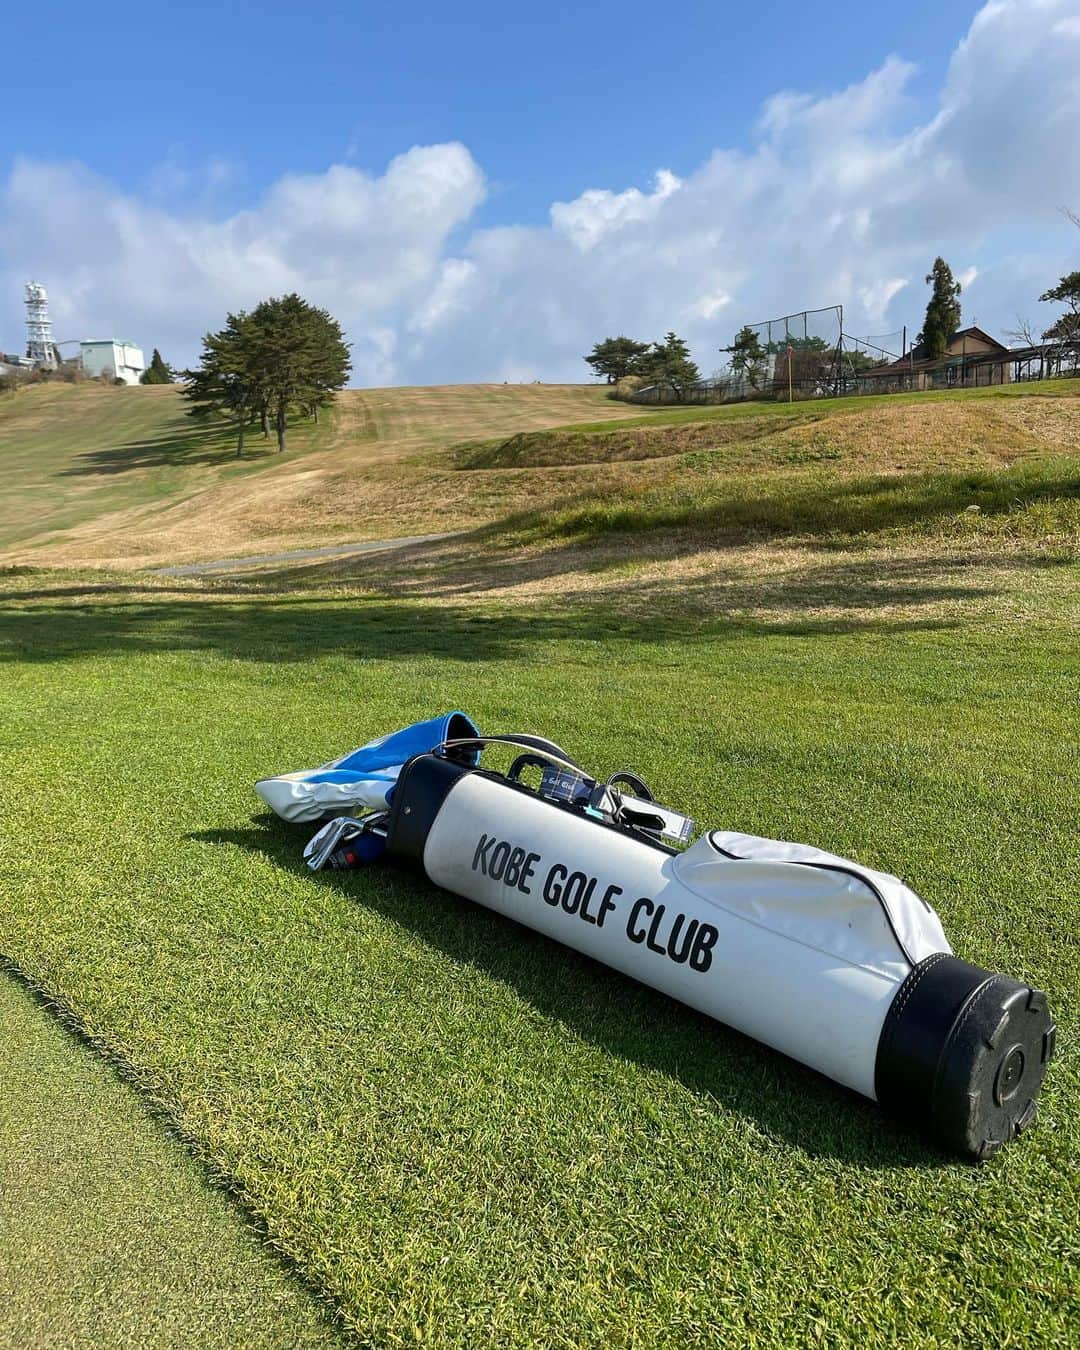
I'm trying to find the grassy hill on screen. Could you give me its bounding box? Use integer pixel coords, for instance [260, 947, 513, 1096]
[0, 381, 642, 567]
[3, 377, 1078, 569]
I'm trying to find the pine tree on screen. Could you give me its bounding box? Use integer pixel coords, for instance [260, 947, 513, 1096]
[181, 314, 257, 457]
[181, 295, 350, 456]
[917, 258, 963, 359]
[642, 332, 700, 400]
[584, 336, 651, 383]
[244, 294, 351, 452]
[139, 348, 174, 384]
[726, 326, 768, 389]
[1039, 271, 1080, 342]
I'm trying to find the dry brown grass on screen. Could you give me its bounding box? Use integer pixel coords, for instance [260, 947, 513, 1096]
[4, 383, 1078, 572]
[3, 384, 640, 569]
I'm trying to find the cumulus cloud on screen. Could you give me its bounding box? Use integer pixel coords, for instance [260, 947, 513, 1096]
[0, 145, 485, 381]
[2, 0, 1079, 384]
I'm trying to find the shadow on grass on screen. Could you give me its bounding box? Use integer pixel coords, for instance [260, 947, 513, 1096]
[57, 414, 317, 476]
[347, 541, 1053, 611]
[0, 588, 965, 665]
[194, 816, 953, 1170]
[58, 422, 242, 475]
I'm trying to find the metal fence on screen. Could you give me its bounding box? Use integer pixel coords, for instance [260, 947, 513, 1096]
[630, 321, 1080, 407]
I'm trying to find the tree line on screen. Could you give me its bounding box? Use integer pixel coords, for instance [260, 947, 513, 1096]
[589, 228, 1079, 406]
[182, 294, 351, 455]
[584, 331, 700, 398]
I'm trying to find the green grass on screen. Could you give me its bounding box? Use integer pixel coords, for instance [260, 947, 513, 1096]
[499, 455, 1080, 553]
[0, 383, 328, 554]
[0, 969, 338, 1346]
[0, 567, 1077, 1345]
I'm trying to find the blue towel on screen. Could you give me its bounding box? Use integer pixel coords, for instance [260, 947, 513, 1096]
[255, 710, 479, 823]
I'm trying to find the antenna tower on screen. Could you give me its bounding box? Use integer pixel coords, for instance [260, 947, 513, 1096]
[25, 281, 57, 368]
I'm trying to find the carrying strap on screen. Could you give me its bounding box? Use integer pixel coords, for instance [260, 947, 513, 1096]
[437, 735, 586, 775]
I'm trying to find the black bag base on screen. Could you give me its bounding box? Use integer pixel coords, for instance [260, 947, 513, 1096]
[876, 954, 1056, 1160]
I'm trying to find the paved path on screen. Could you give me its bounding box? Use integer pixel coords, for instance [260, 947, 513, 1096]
[157, 532, 450, 577]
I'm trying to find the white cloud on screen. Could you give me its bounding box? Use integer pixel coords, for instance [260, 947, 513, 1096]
[2, 1, 1079, 384]
[550, 169, 682, 251]
[0, 145, 485, 381]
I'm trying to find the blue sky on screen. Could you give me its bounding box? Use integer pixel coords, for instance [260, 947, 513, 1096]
[7, 1, 978, 225]
[3, 0, 1079, 382]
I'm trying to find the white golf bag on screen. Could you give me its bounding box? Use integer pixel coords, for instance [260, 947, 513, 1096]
[373, 735, 1055, 1160]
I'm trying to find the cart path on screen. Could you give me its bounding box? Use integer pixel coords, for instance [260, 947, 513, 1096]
[157, 531, 452, 576]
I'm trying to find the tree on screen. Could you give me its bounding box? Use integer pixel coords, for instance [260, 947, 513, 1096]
[182, 294, 351, 456]
[584, 336, 651, 383]
[181, 312, 258, 457]
[1038, 271, 1080, 343]
[244, 294, 351, 451]
[640, 332, 700, 401]
[917, 257, 963, 359]
[140, 348, 174, 384]
[725, 326, 768, 389]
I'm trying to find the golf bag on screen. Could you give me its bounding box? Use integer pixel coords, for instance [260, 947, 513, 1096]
[268, 721, 1056, 1159]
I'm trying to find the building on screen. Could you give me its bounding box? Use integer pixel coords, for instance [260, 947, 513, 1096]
[80, 339, 145, 385]
[0, 352, 35, 379]
[857, 326, 1011, 393]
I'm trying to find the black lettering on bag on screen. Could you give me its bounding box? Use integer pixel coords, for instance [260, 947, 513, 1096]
[689, 924, 719, 972]
[519, 852, 541, 895]
[543, 863, 568, 906]
[666, 913, 698, 965]
[488, 840, 511, 881]
[626, 896, 653, 943]
[561, 871, 594, 917]
[504, 847, 526, 888]
[645, 903, 668, 956]
[472, 834, 494, 875]
[597, 883, 621, 929]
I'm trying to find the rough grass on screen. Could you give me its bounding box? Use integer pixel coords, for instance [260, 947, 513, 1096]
[0, 383, 640, 568]
[5, 379, 1078, 570]
[0, 559, 1077, 1345]
[0, 382, 328, 556]
[0, 970, 338, 1345]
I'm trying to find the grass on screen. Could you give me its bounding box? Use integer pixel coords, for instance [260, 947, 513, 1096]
[5, 378, 1077, 570]
[0, 382, 639, 568]
[0, 969, 338, 1346]
[1, 378, 1078, 1342]
[0, 559, 1077, 1345]
[0, 382, 330, 556]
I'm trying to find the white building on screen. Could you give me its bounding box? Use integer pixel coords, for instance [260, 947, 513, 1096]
[80, 339, 145, 385]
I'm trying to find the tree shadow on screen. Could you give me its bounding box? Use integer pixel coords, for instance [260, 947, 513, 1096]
[0, 589, 964, 666]
[334, 538, 1048, 611]
[57, 423, 245, 475]
[191, 817, 954, 1170]
[56, 413, 314, 477]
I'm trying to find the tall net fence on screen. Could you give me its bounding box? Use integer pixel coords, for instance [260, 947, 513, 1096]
[628, 302, 1078, 406]
[734, 305, 844, 399]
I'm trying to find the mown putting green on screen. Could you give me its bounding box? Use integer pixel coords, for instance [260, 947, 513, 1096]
[0, 565, 1076, 1344]
[0, 970, 337, 1345]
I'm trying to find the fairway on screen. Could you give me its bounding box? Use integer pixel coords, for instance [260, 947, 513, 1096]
[1, 378, 1078, 1344]
[0, 382, 642, 568]
[1, 555, 1077, 1344]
